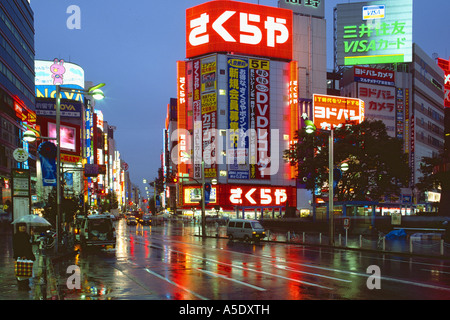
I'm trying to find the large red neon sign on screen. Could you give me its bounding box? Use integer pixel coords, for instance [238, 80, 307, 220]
[438, 58, 450, 108]
[221, 185, 296, 207]
[186, 0, 293, 60]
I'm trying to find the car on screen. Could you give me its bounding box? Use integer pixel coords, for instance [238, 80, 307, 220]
[80, 214, 116, 249]
[139, 215, 152, 225]
[226, 219, 266, 242]
[126, 216, 137, 226]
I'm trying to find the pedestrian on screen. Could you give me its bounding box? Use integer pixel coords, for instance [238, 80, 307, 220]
[13, 223, 36, 291]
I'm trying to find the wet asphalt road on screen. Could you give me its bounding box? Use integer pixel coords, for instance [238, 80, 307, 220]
[56, 219, 450, 300]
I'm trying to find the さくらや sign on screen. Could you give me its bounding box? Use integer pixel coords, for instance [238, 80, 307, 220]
[186, 0, 293, 60]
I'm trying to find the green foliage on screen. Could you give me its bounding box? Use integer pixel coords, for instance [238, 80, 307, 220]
[284, 120, 410, 201]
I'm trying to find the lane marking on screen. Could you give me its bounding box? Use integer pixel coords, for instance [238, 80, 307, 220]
[144, 268, 209, 300]
[197, 268, 267, 291]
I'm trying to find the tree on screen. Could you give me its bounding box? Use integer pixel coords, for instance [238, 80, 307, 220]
[416, 153, 450, 215]
[285, 120, 410, 202]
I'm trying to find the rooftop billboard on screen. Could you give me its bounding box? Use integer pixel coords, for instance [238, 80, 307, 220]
[336, 0, 412, 66]
[186, 0, 293, 60]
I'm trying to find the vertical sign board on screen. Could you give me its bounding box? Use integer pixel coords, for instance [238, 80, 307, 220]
[228, 57, 249, 180]
[249, 59, 271, 180]
[437, 58, 450, 109]
[193, 59, 202, 180]
[201, 55, 217, 178]
[336, 0, 413, 66]
[396, 88, 404, 142]
[12, 169, 31, 221]
[177, 61, 188, 177]
[289, 61, 299, 179]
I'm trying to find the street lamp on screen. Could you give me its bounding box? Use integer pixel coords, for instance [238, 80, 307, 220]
[53, 83, 105, 252]
[305, 120, 335, 246]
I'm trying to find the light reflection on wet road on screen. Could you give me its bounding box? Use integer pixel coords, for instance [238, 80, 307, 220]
[57, 219, 450, 300]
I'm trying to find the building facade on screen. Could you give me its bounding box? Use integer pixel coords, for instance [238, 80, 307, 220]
[0, 0, 35, 216]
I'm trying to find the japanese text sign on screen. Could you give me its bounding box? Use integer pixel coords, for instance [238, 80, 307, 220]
[186, 0, 293, 60]
[313, 94, 364, 130]
[336, 0, 412, 66]
[437, 58, 450, 108]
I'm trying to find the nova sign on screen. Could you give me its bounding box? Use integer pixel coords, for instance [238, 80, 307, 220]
[186, 0, 293, 60]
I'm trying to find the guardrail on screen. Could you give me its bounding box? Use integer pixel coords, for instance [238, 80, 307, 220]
[199, 224, 450, 258]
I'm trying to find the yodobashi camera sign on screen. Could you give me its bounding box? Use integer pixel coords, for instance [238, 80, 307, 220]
[336, 0, 412, 66]
[186, 0, 293, 60]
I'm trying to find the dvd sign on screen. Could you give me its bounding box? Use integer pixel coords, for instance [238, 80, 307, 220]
[186, 0, 293, 60]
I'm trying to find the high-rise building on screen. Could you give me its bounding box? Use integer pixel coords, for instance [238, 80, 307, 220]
[0, 0, 35, 215]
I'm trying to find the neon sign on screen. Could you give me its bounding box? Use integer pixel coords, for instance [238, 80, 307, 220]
[186, 0, 293, 60]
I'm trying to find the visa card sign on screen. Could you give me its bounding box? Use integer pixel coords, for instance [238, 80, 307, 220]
[336, 0, 412, 66]
[362, 5, 385, 20]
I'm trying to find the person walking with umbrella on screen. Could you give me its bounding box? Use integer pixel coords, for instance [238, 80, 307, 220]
[13, 223, 36, 291]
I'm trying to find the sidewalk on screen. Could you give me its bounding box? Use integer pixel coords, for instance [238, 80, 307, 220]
[0, 227, 63, 300]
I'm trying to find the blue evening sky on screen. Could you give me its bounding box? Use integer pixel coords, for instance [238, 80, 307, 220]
[30, 0, 450, 193]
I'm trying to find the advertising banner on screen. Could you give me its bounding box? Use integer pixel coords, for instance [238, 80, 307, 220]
[358, 84, 396, 136]
[201, 56, 218, 178]
[177, 61, 188, 176]
[354, 66, 395, 87]
[313, 94, 364, 130]
[228, 57, 249, 180]
[336, 0, 413, 66]
[193, 59, 202, 180]
[222, 184, 296, 208]
[38, 142, 57, 186]
[186, 0, 293, 60]
[249, 59, 270, 180]
[35, 99, 82, 118]
[437, 58, 450, 108]
[396, 88, 404, 141]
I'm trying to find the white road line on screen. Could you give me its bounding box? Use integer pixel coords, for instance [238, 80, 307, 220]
[144, 268, 209, 300]
[197, 268, 267, 291]
[143, 241, 333, 290]
[275, 265, 352, 283]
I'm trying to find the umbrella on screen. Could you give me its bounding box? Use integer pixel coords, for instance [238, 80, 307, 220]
[12, 214, 51, 227]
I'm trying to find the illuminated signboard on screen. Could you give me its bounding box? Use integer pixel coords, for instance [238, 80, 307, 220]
[313, 94, 364, 130]
[358, 84, 396, 136]
[336, 0, 412, 66]
[184, 186, 217, 204]
[186, 0, 293, 60]
[35, 59, 85, 102]
[201, 55, 218, 178]
[35, 59, 85, 87]
[227, 57, 249, 179]
[437, 58, 450, 108]
[224, 185, 296, 207]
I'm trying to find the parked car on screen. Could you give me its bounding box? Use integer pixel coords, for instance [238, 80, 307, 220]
[126, 216, 137, 226]
[139, 215, 152, 225]
[80, 214, 116, 249]
[226, 219, 266, 242]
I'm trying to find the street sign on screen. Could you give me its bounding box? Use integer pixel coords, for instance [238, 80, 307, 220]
[391, 212, 401, 225]
[343, 218, 350, 230]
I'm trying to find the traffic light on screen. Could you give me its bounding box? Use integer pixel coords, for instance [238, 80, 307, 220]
[172, 176, 178, 183]
[204, 183, 212, 204]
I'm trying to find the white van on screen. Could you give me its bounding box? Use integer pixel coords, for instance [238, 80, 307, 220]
[227, 219, 266, 241]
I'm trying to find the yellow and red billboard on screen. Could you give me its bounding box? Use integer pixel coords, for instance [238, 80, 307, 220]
[186, 0, 293, 60]
[313, 94, 364, 130]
